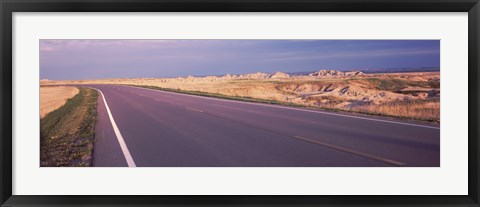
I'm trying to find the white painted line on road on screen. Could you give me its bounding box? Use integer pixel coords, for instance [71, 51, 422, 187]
[92, 88, 137, 167]
[127, 85, 440, 130]
[293, 136, 406, 167]
[186, 107, 203, 113]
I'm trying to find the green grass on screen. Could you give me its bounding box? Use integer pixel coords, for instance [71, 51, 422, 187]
[40, 88, 98, 167]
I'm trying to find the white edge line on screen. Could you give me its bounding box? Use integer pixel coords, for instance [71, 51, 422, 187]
[126, 85, 440, 130]
[89, 87, 137, 167]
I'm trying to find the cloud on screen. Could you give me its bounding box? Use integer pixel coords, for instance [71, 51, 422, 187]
[40, 39, 178, 52]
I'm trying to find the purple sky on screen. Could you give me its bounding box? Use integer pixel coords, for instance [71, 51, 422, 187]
[40, 40, 440, 80]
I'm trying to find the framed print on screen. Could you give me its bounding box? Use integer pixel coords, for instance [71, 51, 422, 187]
[1, 0, 479, 206]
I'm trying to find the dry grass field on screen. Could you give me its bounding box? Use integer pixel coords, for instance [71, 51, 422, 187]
[352, 100, 440, 121]
[40, 86, 79, 118]
[42, 70, 440, 122]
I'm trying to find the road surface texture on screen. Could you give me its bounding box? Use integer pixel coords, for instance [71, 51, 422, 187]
[87, 84, 440, 167]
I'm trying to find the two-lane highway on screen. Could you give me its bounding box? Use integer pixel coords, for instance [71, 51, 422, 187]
[88, 84, 440, 167]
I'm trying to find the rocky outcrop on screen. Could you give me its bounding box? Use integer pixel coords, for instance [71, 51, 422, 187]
[219, 72, 270, 80]
[167, 70, 362, 82]
[309, 69, 364, 77]
[269, 72, 290, 79]
[238, 72, 270, 79]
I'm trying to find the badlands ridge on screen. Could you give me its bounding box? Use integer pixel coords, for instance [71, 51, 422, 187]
[42, 69, 440, 121]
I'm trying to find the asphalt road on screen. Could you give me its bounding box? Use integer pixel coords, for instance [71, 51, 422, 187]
[87, 84, 440, 167]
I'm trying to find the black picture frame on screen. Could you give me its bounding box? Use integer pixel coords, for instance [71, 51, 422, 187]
[1, 0, 479, 206]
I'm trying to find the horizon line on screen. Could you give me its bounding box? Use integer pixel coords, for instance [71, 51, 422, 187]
[40, 67, 440, 81]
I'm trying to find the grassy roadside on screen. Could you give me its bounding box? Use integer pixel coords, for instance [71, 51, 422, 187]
[129, 85, 439, 124]
[40, 88, 98, 167]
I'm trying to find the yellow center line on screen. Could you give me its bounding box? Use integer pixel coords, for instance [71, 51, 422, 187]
[293, 136, 406, 167]
[186, 107, 203, 113]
